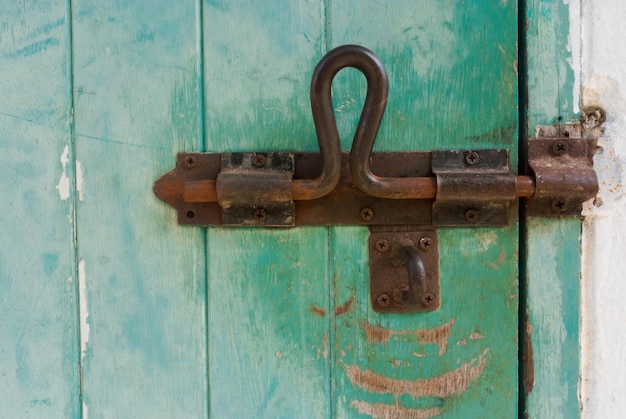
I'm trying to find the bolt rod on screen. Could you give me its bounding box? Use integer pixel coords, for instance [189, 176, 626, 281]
[182, 175, 536, 203]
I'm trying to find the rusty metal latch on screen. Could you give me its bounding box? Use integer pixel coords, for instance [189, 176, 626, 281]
[153, 45, 599, 313]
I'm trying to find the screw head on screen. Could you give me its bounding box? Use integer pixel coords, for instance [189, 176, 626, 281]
[252, 154, 266, 167]
[360, 207, 374, 221]
[185, 155, 197, 168]
[465, 209, 480, 223]
[422, 293, 435, 305]
[552, 140, 569, 156]
[465, 151, 480, 165]
[253, 208, 268, 223]
[376, 294, 391, 307]
[419, 237, 432, 250]
[551, 198, 567, 212]
[375, 239, 390, 252]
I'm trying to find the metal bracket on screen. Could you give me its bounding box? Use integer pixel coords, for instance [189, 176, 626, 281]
[526, 124, 599, 216]
[432, 150, 517, 226]
[217, 152, 295, 226]
[369, 228, 439, 313]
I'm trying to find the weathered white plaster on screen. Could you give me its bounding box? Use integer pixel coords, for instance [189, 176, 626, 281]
[565, 0, 582, 114]
[580, 1, 626, 417]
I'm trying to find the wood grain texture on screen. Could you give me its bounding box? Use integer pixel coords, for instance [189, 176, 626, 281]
[523, 1, 582, 417]
[328, 2, 520, 418]
[0, 1, 80, 417]
[203, 2, 330, 416]
[71, 1, 207, 417]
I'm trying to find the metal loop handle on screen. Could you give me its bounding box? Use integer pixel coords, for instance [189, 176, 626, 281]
[293, 45, 389, 200]
[399, 246, 431, 306]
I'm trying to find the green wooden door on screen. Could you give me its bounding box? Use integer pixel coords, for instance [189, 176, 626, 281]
[1, 1, 582, 418]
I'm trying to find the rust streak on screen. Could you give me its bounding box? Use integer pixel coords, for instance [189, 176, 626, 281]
[334, 295, 355, 316]
[361, 319, 455, 355]
[310, 305, 326, 316]
[350, 400, 443, 419]
[345, 348, 489, 399]
[310, 295, 355, 317]
[523, 314, 534, 397]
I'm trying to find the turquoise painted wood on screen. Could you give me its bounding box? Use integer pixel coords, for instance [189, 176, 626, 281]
[0, 1, 585, 418]
[71, 0, 208, 417]
[523, 1, 582, 418]
[203, 1, 518, 417]
[329, 3, 518, 418]
[0, 1, 80, 417]
[203, 3, 330, 416]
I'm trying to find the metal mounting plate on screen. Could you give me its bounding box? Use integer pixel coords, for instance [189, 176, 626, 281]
[369, 228, 439, 313]
[217, 152, 295, 226]
[432, 149, 516, 226]
[526, 124, 598, 216]
[154, 151, 433, 226]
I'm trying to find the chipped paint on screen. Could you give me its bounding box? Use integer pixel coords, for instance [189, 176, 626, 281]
[350, 400, 443, 419]
[76, 160, 84, 201]
[361, 319, 454, 356]
[469, 333, 485, 340]
[55, 146, 83, 201]
[474, 231, 498, 252]
[345, 349, 489, 399]
[78, 260, 89, 362]
[56, 145, 70, 200]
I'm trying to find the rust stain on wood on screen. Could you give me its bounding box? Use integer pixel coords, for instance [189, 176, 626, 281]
[345, 348, 489, 399]
[334, 295, 355, 316]
[361, 319, 455, 355]
[309, 295, 355, 317]
[350, 400, 443, 419]
[310, 305, 326, 316]
[523, 314, 534, 397]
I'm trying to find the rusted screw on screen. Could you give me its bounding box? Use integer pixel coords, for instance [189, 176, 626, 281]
[423, 293, 435, 305]
[185, 155, 197, 168]
[419, 237, 432, 250]
[376, 294, 391, 307]
[375, 239, 390, 252]
[465, 209, 480, 223]
[552, 140, 569, 156]
[360, 207, 374, 221]
[186, 210, 195, 219]
[253, 208, 268, 222]
[551, 198, 567, 212]
[252, 154, 266, 167]
[465, 151, 480, 165]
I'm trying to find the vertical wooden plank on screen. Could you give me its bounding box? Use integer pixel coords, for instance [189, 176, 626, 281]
[523, 1, 582, 417]
[203, 1, 330, 417]
[329, 1, 519, 417]
[0, 2, 79, 417]
[71, 1, 207, 417]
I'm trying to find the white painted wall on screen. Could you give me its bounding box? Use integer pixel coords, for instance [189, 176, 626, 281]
[580, 1, 626, 417]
